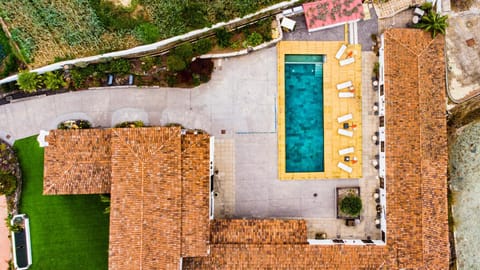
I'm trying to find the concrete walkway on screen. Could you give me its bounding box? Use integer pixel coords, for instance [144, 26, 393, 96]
[0, 48, 278, 140]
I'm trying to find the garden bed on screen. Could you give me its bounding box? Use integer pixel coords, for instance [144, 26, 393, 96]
[336, 187, 361, 219]
[11, 214, 32, 270]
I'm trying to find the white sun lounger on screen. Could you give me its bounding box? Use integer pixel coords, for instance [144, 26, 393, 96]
[337, 113, 353, 123]
[338, 162, 353, 173]
[335, 44, 347, 60]
[339, 57, 355, 66]
[339, 92, 355, 98]
[338, 129, 353, 137]
[339, 147, 354, 155]
[336, 81, 353, 90]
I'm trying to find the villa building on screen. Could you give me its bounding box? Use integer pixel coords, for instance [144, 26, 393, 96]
[43, 127, 214, 269]
[42, 29, 449, 269]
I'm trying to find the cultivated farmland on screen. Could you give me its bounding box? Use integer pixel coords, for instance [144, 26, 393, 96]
[0, 0, 285, 69]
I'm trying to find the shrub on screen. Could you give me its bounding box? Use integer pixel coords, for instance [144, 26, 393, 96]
[215, 27, 232, 48]
[140, 56, 157, 71]
[43, 71, 67, 91]
[173, 43, 194, 62]
[17, 71, 42, 93]
[167, 55, 186, 72]
[0, 173, 16, 195]
[115, 120, 145, 128]
[134, 23, 160, 44]
[110, 59, 131, 74]
[57, 120, 91, 130]
[340, 194, 362, 217]
[245, 32, 263, 47]
[193, 38, 213, 55]
[69, 69, 85, 89]
[100, 194, 110, 214]
[255, 18, 273, 42]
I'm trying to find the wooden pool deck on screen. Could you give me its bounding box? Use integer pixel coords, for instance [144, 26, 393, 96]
[277, 41, 363, 180]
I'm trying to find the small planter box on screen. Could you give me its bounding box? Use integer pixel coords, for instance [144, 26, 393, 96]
[11, 214, 32, 270]
[336, 187, 361, 219]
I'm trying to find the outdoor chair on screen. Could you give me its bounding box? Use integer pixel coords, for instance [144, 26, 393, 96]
[338, 92, 355, 98]
[339, 57, 355, 66]
[336, 81, 353, 90]
[339, 147, 354, 155]
[337, 113, 353, 123]
[337, 162, 352, 173]
[335, 44, 347, 60]
[338, 129, 353, 137]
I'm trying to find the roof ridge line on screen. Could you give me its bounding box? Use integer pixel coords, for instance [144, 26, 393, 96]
[418, 36, 438, 57]
[111, 129, 143, 162]
[416, 55, 425, 266]
[385, 31, 417, 56]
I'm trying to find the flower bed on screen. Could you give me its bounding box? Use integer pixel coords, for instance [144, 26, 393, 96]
[57, 119, 92, 130]
[114, 120, 145, 128]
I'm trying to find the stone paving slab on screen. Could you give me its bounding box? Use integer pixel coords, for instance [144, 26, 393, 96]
[374, 0, 425, 19]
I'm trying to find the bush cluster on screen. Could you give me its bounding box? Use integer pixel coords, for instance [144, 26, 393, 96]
[17, 71, 66, 93]
[57, 120, 92, 130]
[340, 194, 362, 217]
[115, 120, 145, 128]
[0, 142, 18, 196]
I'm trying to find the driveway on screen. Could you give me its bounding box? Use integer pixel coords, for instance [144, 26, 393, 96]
[0, 48, 277, 140]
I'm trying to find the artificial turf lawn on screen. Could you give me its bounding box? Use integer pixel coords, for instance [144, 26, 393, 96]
[14, 136, 110, 269]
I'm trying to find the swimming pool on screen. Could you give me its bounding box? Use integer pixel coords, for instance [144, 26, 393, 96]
[285, 54, 325, 172]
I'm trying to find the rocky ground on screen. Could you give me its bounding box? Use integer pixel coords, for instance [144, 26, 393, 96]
[449, 120, 480, 269]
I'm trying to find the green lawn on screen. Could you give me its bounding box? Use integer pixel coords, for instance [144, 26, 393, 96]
[13, 136, 110, 270]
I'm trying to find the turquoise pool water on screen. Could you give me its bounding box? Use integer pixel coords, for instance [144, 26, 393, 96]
[285, 54, 324, 173]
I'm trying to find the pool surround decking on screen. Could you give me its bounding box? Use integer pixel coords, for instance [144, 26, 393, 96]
[278, 41, 363, 180]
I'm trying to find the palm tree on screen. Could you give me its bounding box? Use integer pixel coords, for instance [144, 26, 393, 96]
[17, 71, 43, 93]
[43, 71, 67, 91]
[416, 10, 449, 38]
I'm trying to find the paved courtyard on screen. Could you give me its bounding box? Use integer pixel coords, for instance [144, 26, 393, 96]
[0, 46, 381, 240]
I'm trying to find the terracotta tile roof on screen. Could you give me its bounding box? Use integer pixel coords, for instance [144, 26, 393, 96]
[108, 127, 184, 270]
[184, 244, 387, 269]
[181, 134, 211, 257]
[383, 28, 449, 269]
[44, 129, 111, 195]
[211, 219, 307, 244]
[182, 29, 449, 269]
[43, 127, 211, 269]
